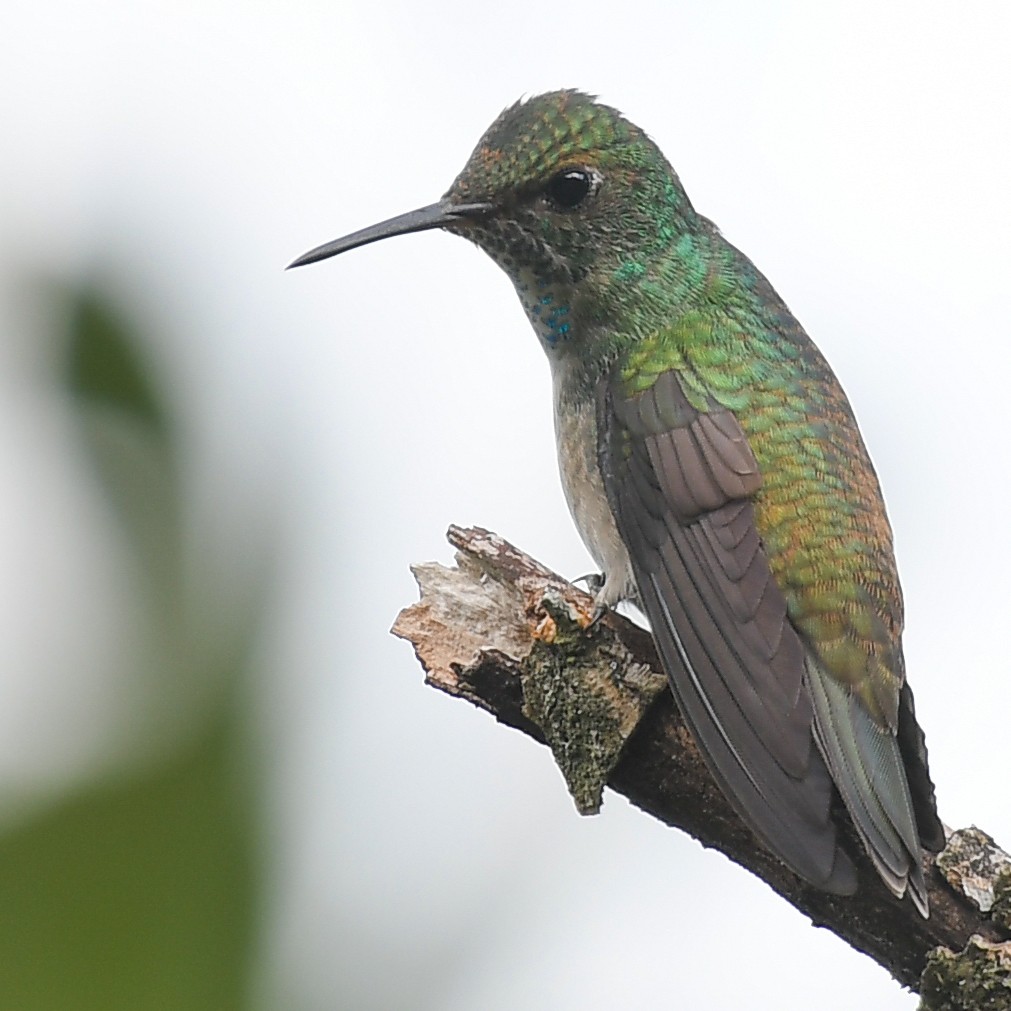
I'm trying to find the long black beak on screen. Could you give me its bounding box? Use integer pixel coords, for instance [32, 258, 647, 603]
[287, 199, 492, 269]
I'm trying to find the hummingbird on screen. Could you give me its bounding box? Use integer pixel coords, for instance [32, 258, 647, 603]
[290, 90, 944, 915]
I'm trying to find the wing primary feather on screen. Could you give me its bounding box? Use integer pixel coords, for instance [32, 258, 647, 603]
[647, 569, 761, 795]
[645, 571, 853, 890]
[667, 513, 807, 750]
[639, 529, 848, 877]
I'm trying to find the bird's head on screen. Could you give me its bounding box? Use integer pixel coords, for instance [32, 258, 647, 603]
[290, 92, 694, 292]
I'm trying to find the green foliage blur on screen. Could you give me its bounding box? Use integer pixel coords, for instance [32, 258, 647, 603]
[0, 283, 260, 1009]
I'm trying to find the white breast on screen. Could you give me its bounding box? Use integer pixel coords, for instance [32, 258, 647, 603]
[552, 375, 636, 608]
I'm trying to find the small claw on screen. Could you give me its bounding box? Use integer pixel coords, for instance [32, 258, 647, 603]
[570, 572, 609, 628]
[586, 598, 609, 629]
[572, 572, 605, 596]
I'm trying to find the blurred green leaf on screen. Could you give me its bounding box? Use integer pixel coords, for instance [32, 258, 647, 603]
[0, 278, 263, 1009]
[0, 709, 255, 1011]
[61, 283, 180, 596]
[64, 287, 170, 442]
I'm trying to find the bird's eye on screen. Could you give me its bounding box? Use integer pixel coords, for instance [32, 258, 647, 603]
[544, 169, 594, 210]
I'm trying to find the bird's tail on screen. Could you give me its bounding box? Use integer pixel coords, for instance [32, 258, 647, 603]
[805, 656, 930, 916]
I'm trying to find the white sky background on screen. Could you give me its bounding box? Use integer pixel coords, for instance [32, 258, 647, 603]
[2, 1, 1010, 1008]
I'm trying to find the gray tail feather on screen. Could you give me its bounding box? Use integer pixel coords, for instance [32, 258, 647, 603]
[896, 680, 946, 853]
[805, 657, 930, 917]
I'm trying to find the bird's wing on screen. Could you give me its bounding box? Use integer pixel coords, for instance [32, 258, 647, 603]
[597, 366, 856, 892]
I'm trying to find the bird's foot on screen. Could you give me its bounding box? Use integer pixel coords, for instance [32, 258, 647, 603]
[570, 572, 611, 629]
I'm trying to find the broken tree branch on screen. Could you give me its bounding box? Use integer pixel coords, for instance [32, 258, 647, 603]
[392, 525, 1011, 1005]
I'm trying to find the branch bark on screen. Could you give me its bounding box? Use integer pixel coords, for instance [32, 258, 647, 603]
[392, 525, 1011, 1005]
